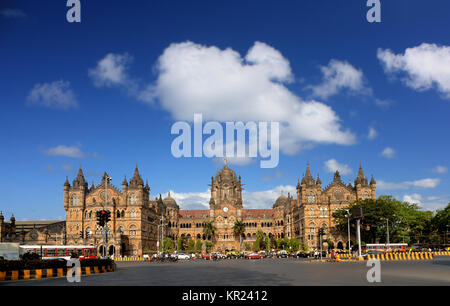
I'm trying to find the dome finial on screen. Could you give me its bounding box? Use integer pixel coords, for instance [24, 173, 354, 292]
[224, 157, 228, 167]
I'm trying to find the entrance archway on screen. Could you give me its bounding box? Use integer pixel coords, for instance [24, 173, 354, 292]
[108, 245, 115, 256]
[99, 245, 105, 257]
[337, 241, 344, 250]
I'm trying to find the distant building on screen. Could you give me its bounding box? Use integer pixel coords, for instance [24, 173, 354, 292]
[0, 213, 65, 245]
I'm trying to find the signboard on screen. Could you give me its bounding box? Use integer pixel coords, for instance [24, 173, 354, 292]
[0, 243, 20, 260]
[351, 207, 364, 219]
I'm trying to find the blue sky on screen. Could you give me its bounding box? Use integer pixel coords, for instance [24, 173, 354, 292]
[1, 0, 449, 220]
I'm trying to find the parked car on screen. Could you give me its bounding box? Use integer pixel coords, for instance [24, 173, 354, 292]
[296, 251, 309, 258]
[245, 252, 264, 259]
[277, 250, 288, 258]
[176, 253, 190, 260]
[202, 253, 212, 260]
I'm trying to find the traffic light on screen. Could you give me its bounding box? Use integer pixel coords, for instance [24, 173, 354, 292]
[318, 228, 326, 236]
[96, 209, 111, 227]
[105, 210, 111, 224]
[96, 210, 105, 227]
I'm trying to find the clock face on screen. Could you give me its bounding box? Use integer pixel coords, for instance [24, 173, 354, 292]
[223, 206, 229, 213]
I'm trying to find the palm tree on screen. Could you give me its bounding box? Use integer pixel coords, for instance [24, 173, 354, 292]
[203, 221, 216, 242]
[233, 220, 246, 250]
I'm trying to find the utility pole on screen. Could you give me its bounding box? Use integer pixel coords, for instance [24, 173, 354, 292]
[346, 209, 351, 256]
[356, 218, 362, 259]
[103, 175, 112, 259]
[386, 218, 390, 246]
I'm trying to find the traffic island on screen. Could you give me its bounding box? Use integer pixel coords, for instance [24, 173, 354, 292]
[0, 258, 115, 282]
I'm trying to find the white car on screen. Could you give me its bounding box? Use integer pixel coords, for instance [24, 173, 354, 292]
[177, 253, 190, 260]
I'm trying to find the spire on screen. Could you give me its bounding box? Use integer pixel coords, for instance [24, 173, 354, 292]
[168, 190, 171, 197]
[64, 176, 70, 187]
[145, 180, 150, 191]
[129, 165, 144, 187]
[333, 170, 342, 183]
[122, 175, 128, 186]
[224, 157, 228, 168]
[301, 163, 315, 186]
[316, 174, 322, 185]
[73, 166, 87, 188]
[355, 163, 368, 186]
[370, 175, 376, 185]
[90, 181, 95, 190]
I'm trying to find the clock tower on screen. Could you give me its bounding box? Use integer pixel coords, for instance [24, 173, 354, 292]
[208, 159, 243, 251]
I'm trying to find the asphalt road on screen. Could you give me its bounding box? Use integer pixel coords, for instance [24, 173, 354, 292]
[1, 256, 449, 286]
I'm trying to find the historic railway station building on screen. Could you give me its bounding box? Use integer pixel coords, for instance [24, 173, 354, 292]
[63, 162, 376, 256]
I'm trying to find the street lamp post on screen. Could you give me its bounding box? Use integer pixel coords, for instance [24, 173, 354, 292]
[346, 209, 351, 256]
[103, 175, 112, 259]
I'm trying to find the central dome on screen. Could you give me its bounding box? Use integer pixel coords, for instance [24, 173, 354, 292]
[163, 191, 178, 208]
[215, 163, 237, 184]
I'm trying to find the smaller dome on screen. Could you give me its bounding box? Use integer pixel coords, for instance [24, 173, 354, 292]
[163, 191, 178, 208]
[273, 192, 288, 208]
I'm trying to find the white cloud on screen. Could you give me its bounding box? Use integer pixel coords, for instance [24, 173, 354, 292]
[377, 178, 441, 190]
[165, 190, 210, 210]
[378, 43, 450, 99]
[43, 145, 86, 158]
[163, 185, 296, 210]
[403, 193, 422, 204]
[309, 59, 371, 99]
[0, 9, 26, 18]
[368, 127, 378, 140]
[88, 53, 134, 88]
[324, 159, 352, 175]
[432, 165, 448, 174]
[27, 80, 78, 110]
[403, 194, 449, 210]
[381, 147, 395, 159]
[142, 41, 355, 154]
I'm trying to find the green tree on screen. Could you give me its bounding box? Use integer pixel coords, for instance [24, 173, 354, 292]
[253, 239, 261, 252]
[163, 237, 173, 253]
[187, 238, 195, 253]
[276, 238, 284, 250]
[232, 220, 246, 250]
[264, 237, 270, 251]
[333, 195, 436, 244]
[203, 221, 217, 242]
[205, 241, 214, 252]
[195, 239, 203, 253]
[177, 237, 183, 251]
[289, 238, 299, 251]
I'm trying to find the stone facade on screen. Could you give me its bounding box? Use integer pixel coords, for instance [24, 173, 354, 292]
[0, 213, 65, 245]
[62, 162, 376, 255]
[64, 166, 163, 256]
[163, 162, 376, 252]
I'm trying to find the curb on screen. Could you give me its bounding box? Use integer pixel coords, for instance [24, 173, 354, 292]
[0, 265, 115, 282]
[365, 252, 434, 261]
[114, 257, 151, 262]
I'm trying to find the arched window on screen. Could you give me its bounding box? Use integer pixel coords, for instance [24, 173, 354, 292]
[71, 194, 79, 206]
[129, 193, 137, 205]
[307, 191, 315, 203]
[129, 225, 137, 236]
